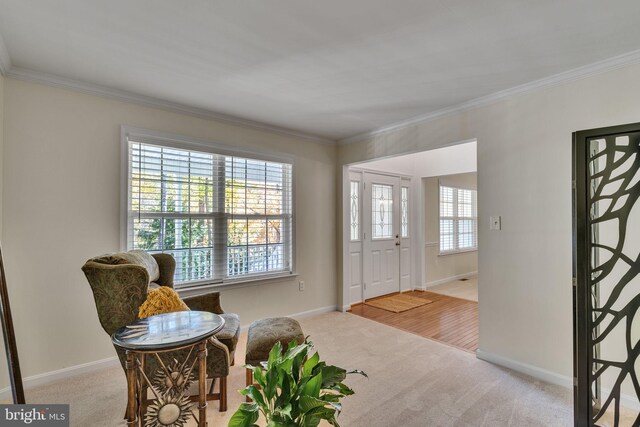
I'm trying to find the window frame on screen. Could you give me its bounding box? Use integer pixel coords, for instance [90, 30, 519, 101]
[438, 183, 478, 255]
[120, 126, 297, 291]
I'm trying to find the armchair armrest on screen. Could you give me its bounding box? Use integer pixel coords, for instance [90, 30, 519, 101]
[183, 291, 224, 314]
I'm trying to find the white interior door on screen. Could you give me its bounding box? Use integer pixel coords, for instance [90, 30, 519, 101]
[363, 172, 401, 299]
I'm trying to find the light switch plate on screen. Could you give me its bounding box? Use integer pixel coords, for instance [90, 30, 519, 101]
[490, 216, 502, 230]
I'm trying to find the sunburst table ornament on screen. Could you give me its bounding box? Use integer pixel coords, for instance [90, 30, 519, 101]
[153, 358, 195, 396]
[144, 394, 192, 427]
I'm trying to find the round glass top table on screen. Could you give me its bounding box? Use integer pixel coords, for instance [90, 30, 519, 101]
[111, 311, 225, 427]
[112, 310, 225, 352]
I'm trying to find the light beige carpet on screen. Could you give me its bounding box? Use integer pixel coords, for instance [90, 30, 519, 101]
[23, 312, 574, 426]
[364, 293, 432, 313]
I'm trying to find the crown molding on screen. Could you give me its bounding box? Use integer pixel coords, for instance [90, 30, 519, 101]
[5, 66, 336, 145]
[339, 48, 640, 145]
[5, 45, 640, 146]
[0, 33, 11, 76]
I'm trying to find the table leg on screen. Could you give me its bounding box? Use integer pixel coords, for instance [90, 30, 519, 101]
[125, 351, 137, 426]
[139, 353, 147, 423]
[198, 341, 207, 427]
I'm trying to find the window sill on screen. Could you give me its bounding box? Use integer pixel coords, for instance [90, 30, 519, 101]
[176, 271, 298, 298]
[438, 248, 478, 257]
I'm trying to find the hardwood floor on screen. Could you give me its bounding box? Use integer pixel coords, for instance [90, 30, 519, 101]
[349, 291, 478, 352]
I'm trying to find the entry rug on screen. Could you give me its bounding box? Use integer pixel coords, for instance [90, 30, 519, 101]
[365, 293, 432, 313]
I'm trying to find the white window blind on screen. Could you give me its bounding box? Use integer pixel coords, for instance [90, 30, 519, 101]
[127, 140, 293, 285]
[439, 185, 477, 253]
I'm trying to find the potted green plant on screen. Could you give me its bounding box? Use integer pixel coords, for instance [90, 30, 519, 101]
[228, 339, 366, 427]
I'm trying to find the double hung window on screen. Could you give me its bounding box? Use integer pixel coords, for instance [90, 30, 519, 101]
[439, 185, 477, 253]
[125, 134, 293, 286]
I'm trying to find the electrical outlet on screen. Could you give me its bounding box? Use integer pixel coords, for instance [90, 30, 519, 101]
[299, 281, 305, 291]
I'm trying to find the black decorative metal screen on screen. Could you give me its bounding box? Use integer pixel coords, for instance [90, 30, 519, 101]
[574, 123, 640, 426]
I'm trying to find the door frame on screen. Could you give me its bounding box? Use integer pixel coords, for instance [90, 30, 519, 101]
[341, 166, 416, 310]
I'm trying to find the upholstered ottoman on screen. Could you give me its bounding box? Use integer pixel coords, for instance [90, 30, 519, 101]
[245, 317, 305, 390]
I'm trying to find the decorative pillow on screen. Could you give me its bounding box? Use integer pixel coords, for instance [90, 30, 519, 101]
[138, 287, 190, 319]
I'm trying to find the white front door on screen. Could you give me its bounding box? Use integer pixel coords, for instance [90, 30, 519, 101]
[363, 172, 401, 299]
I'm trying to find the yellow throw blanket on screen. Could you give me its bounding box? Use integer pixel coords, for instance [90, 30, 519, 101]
[138, 287, 190, 319]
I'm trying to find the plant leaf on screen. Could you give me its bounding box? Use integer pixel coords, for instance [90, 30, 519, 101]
[319, 365, 347, 387]
[264, 367, 279, 401]
[302, 407, 336, 427]
[347, 369, 369, 379]
[253, 366, 265, 387]
[301, 417, 322, 427]
[274, 374, 292, 409]
[301, 372, 322, 398]
[278, 403, 293, 418]
[329, 382, 354, 396]
[299, 396, 328, 413]
[268, 413, 296, 427]
[268, 341, 283, 370]
[240, 385, 266, 408]
[320, 392, 343, 402]
[303, 352, 320, 377]
[292, 347, 308, 384]
[228, 402, 259, 427]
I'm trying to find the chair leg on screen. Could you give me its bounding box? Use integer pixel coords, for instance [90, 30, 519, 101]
[246, 368, 252, 402]
[208, 377, 216, 395]
[219, 376, 227, 412]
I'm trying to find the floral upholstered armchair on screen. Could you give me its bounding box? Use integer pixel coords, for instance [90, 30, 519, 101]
[81, 250, 240, 411]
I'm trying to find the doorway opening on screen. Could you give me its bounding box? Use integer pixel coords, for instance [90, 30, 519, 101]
[342, 139, 479, 352]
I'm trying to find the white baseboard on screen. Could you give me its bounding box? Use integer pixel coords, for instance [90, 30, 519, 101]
[476, 349, 572, 388]
[0, 356, 120, 401]
[424, 271, 478, 288]
[476, 350, 640, 411]
[289, 305, 338, 320]
[601, 386, 640, 412]
[240, 305, 338, 331]
[0, 305, 339, 401]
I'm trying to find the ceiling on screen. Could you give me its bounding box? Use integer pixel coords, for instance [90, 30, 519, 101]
[1, 1, 640, 141]
[356, 141, 476, 178]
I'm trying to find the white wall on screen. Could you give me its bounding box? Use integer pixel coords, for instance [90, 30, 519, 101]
[357, 141, 476, 178]
[423, 173, 477, 287]
[0, 73, 6, 388]
[339, 62, 640, 383]
[0, 73, 3, 238]
[1, 78, 337, 387]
